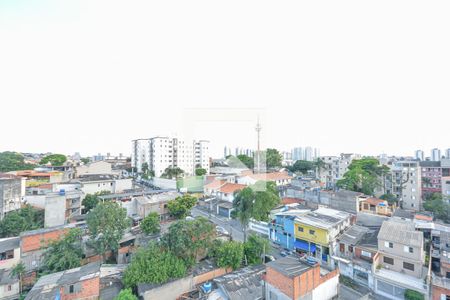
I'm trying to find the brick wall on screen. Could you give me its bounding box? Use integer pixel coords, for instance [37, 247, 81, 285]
[432, 284, 450, 300]
[265, 267, 294, 299]
[21, 228, 68, 253]
[293, 266, 318, 299]
[193, 267, 231, 285]
[62, 277, 100, 300]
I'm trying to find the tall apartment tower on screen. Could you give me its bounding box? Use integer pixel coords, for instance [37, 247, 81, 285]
[391, 160, 422, 211]
[415, 150, 424, 161]
[431, 148, 441, 162]
[132, 137, 210, 177]
[131, 139, 150, 173]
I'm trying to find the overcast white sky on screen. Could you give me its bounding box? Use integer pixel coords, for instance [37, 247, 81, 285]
[1, 0, 449, 158]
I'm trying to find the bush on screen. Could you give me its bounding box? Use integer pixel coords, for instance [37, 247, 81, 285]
[404, 289, 424, 300]
[216, 241, 244, 270]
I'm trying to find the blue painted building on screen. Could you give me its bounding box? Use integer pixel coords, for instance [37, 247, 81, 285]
[269, 212, 297, 250]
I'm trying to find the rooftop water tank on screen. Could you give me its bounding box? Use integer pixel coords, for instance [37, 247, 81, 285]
[59, 189, 65, 196]
[202, 282, 212, 294]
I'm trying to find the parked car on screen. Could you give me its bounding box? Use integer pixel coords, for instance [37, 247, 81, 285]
[216, 226, 229, 235]
[280, 251, 288, 257]
[263, 255, 276, 263]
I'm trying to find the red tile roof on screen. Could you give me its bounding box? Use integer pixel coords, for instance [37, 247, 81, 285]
[219, 183, 247, 194]
[247, 172, 292, 181]
[363, 197, 386, 206]
[281, 197, 304, 205]
[204, 179, 226, 190]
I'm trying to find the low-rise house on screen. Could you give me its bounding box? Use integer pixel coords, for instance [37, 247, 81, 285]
[237, 171, 292, 187]
[134, 191, 181, 220]
[12, 170, 64, 186]
[293, 207, 352, 266]
[99, 264, 127, 300]
[430, 229, 450, 299]
[269, 210, 310, 250]
[25, 189, 82, 227]
[25, 262, 101, 300]
[335, 224, 379, 289]
[0, 269, 20, 300]
[73, 174, 132, 195]
[0, 237, 21, 271]
[75, 161, 112, 178]
[373, 219, 428, 300]
[0, 173, 25, 220]
[358, 196, 396, 216]
[264, 255, 339, 300]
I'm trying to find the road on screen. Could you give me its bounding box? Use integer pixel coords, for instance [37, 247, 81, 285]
[191, 206, 245, 242]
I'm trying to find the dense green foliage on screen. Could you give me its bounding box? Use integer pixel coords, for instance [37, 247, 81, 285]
[167, 194, 197, 219]
[161, 217, 216, 266]
[0, 205, 44, 237]
[265, 148, 282, 169]
[237, 154, 254, 169]
[380, 193, 398, 204]
[244, 234, 271, 264]
[10, 262, 26, 294]
[82, 191, 110, 213]
[0, 151, 35, 172]
[80, 157, 90, 165]
[40, 154, 67, 166]
[336, 158, 388, 195]
[86, 202, 130, 260]
[161, 167, 184, 179]
[404, 289, 424, 300]
[123, 242, 187, 289]
[195, 168, 207, 176]
[423, 193, 450, 223]
[216, 241, 244, 270]
[41, 228, 83, 273]
[232, 181, 280, 241]
[115, 289, 138, 300]
[140, 212, 160, 235]
[288, 160, 315, 174]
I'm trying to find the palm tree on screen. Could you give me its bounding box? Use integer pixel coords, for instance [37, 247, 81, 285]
[10, 262, 26, 295]
[232, 188, 255, 242]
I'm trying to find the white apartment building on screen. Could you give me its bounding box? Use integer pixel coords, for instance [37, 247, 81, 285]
[131, 139, 150, 173]
[415, 150, 424, 161]
[391, 160, 421, 211]
[320, 153, 361, 188]
[132, 137, 210, 177]
[431, 148, 441, 162]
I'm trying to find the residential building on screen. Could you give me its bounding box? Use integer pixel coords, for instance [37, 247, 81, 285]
[270, 209, 310, 250]
[0, 237, 21, 271]
[236, 171, 292, 187]
[432, 148, 442, 162]
[336, 225, 379, 289]
[358, 196, 396, 217]
[73, 174, 132, 195]
[25, 189, 82, 227]
[0, 269, 20, 300]
[391, 160, 422, 211]
[281, 151, 293, 166]
[431, 230, 450, 299]
[132, 137, 210, 177]
[25, 262, 101, 300]
[12, 170, 65, 185]
[75, 160, 112, 177]
[264, 255, 339, 300]
[134, 191, 181, 220]
[415, 150, 425, 161]
[319, 153, 361, 188]
[0, 173, 25, 220]
[420, 161, 442, 199]
[442, 176, 450, 197]
[207, 265, 265, 300]
[447, 149, 450, 159]
[131, 138, 150, 173]
[374, 219, 427, 299]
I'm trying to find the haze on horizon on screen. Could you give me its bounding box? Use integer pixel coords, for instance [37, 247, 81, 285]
[1, 0, 449, 159]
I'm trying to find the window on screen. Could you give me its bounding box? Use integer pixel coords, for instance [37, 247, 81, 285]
[383, 256, 394, 265]
[348, 246, 353, 253]
[298, 227, 304, 232]
[384, 241, 393, 248]
[69, 285, 74, 294]
[309, 229, 315, 235]
[0, 250, 14, 261]
[7, 285, 11, 291]
[404, 246, 413, 253]
[403, 262, 414, 271]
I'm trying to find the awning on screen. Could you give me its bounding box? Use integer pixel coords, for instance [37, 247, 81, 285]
[294, 240, 316, 252]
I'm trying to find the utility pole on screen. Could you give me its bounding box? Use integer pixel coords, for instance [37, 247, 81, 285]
[255, 115, 262, 174]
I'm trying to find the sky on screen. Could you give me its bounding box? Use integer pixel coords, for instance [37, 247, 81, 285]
[1, 0, 449, 159]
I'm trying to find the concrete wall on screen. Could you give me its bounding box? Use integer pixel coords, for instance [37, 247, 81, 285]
[114, 178, 133, 193]
[0, 246, 20, 270]
[45, 195, 66, 227]
[76, 161, 112, 177]
[311, 274, 339, 300]
[149, 177, 177, 190]
[142, 276, 193, 300]
[0, 281, 20, 299]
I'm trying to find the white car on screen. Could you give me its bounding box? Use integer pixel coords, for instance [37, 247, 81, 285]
[216, 226, 229, 235]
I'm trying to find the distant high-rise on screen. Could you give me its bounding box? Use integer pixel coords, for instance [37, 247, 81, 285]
[291, 147, 303, 161]
[291, 146, 320, 162]
[446, 148, 450, 159]
[431, 148, 441, 162]
[304, 147, 313, 161]
[415, 150, 424, 161]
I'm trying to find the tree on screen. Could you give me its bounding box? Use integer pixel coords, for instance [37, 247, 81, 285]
[424, 193, 450, 223]
[289, 160, 314, 174]
[236, 154, 254, 169]
[216, 241, 244, 270]
[336, 158, 386, 195]
[161, 167, 184, 179]
[80, 157, 90, 165]
[226, 155, 250, 169]
[10, 262, 25, 295]
[86, 201, 130, 262]
[0, 151, 35, 172]
[141, 212, 160, 235]
[82, 191, 110, 213]
[0, 205, 44, 238]
[167, 194, 197, 219]
[195, 168, 207, 176]
[380, 193, 398, 204]
[40, 154, 67, 166]
[244, 233, 271, 265]
[265, 149, 282, 169]
[161, 217, 216, 266]
[115, 288, 138, 300]
[41, 228, 83, 273]
[232, 181, 280, 241]
[404, 289, 424, 300]
[123, 242, 187, 289]
[314, 158, 327, 179]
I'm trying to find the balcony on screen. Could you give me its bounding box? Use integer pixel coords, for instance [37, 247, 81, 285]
[374, 266, 429, 295]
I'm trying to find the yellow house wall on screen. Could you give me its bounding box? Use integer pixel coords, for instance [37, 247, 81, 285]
[294, 222, 329, 245]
